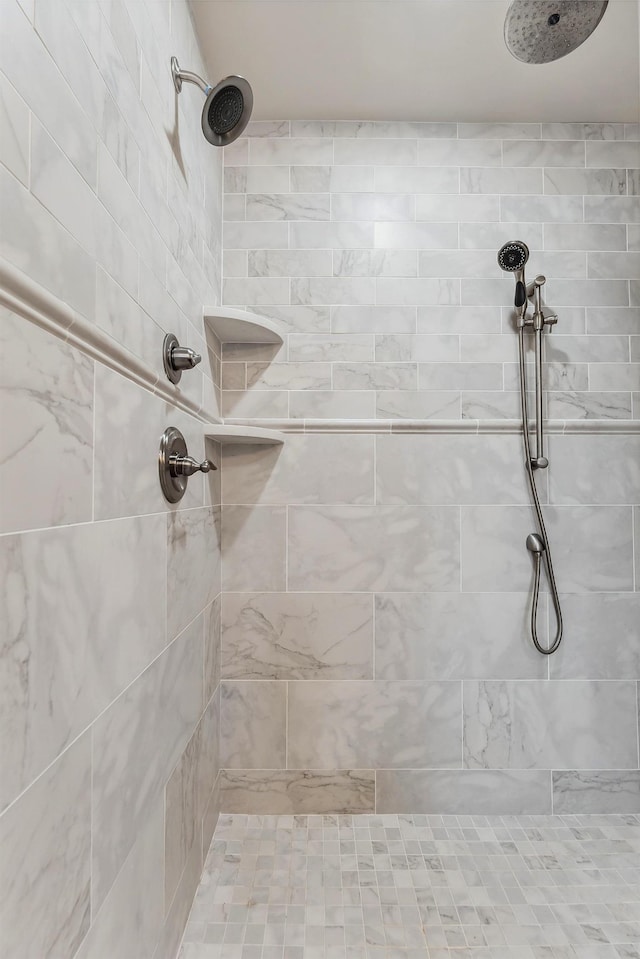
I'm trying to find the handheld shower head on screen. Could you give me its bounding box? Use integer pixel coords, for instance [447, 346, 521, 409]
[171, 57, 253, 146]
[498, 240, 530, 313]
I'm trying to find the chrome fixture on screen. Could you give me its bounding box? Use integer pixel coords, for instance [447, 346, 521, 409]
[159, 427, 216, 503]
[171, 56, 253, 146]
[163, 333, 202, 385]
[498, 241, 563, 656]
[504, 0, 609, 64]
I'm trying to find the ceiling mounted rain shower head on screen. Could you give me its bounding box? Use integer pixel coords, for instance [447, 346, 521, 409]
[504, 0, 609, 64]
[171, 56, 253, 146]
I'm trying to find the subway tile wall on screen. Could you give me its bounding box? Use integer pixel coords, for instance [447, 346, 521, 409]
[0, 0, 223, 957]
[222, 121, 639, 422]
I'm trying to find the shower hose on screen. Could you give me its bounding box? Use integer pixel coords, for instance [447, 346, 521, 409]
[517, 325, 563, 655]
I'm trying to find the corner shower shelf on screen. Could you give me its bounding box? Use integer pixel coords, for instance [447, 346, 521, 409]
[204, 424, 284, 445]
[203, 307, 284, 344]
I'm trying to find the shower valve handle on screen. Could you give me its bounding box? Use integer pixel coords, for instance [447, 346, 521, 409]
[169, 454, 216, 477]
[171, 346, 202, 370]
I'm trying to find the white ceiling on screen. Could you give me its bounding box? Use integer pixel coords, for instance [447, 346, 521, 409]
[189, 0, 640, 122]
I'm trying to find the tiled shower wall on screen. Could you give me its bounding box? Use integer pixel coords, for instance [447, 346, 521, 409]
[218, 122, 640, 817]
[0, 1, 223, 956]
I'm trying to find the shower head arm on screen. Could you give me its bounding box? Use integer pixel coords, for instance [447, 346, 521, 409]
[171, 57, 212, 96]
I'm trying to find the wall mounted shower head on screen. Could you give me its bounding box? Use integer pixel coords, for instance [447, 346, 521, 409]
[504, 0, 609, 64]
[498, 240, 530, 312]
[171, 57, 253, 147]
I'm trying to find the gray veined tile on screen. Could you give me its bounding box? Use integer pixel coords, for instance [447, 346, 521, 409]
[288, 505, 460, 592]
[549, 594, 640, 680]
[0, 733, 91, 959]
[375, 593, 546, 680]
[219, 769, 375, 815]
[220, 681, 286, 768]
[548, 434, 640, 505]
[167, 507, 220, 641]
[0, 514, 166, 812]
[0, 73, 29, 185]
[376, 769, 551, 815]
[221, 506, 286, 592]
[0, 310, 93, 535]
[288, 681, 461, 769]
[221, 592, 373, 680]
[552, 770, 640, 814]
[463, 680, 638, 770]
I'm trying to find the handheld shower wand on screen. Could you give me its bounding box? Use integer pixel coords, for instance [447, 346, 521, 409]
[497, 241, 563, 655]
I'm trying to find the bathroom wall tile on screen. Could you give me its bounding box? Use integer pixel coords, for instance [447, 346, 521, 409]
[463, 680, 638, 770]
[543, 223, 627, 251]
[586, 141, 640, 168]
[500, 195, 584, 222]
[374, 222, 458, 250]
[167, 508, 220, 640]
[249, 137, 333, 165]
[0, 311, 93, 535]
[165, 717, 208, 911]
[330, 165, 375, 192]
[74, 799, 164, 959]
[542, 123, 625, 140]
[225, 165, 289, 193]
[415, 193, 499, 222]
[459, 221, 543, 250]
[459, 333, 517, 362]
[503, 139, 585, 167]
[333, 249, 418, 277]
[223, 277, 290, 306]
[503, 360, 589, 392]
[248, 249, 331, 277]
[333, 362, 417, 390]
[334, 138, 417, 165]
[246, 192, 330, 221]
[550, 594, 640, 680]
[332, 305, 417, 334]
[221, 506, 286, 591]
[377, 434, 534, 505]
[95, 267, 167, 378]
[246, 121, 290, 137]
[376, 390, 460, 420]
[375, 593, 546, 680]
[548, 434, 640, 504]
[584, 196, 640, 222]
[221, 434, 375, 505]
[628, 224, 640, 251]
[221, 592, 373, 680]
[289, 333, 374, 362]
[460, 277, 514, 306]
[204, 596, 221, 706]
[546, 390, 632, 419]
[289, 390, 376, 420]
[588, 251, 640, 278]
[544, 167, 627, 195]
[288, 681, 461, 769]
[220, 681, 286, 768]
[222, 389, 289, 419]
[461, 390, 520, 420]
[417, 138, 501, 166]
[461, 167, 543, 194]
[288, 505, 460, 592]
[589, 363, 640, 390]
[461, 122, 542, 139]
[224, 221, 289, 249]
[419, 362, 502, 390]
[417, 305, 501, 334]
[92, 616, 203, 911]
[545, 333, 629, 362]
[219, 769, 375, 815]
[153, 833, 202, 959]
[290, 165, 331, 191]
[0, 733, 91, 959]
[290, 221, 374, 249]
[377, 278, 459, 306]
[0, 513, 166, 811]
[374, 166, 458, 193]
[462, 504, 634, 593]
[418, 250, 502, 278]
[0, 73, 29, 185]
[552, 771, 640, 814]
[331, 192, 414, 222]
[246, 360, 331, 390]
[376, 770, 552, 815]
[292, 277, 375, 306]
[375, 334, 459, 362]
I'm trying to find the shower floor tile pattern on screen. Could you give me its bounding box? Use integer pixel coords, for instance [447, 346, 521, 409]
[180, 813, 640, 959]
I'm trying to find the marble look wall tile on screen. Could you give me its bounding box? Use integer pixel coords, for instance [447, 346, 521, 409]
[246, 192, 330, 221]
[419, 362, 502, 390]
[0, 733, 91, 959]
[550, 594, 640, 680]
[248, 249, 331, 277]
[222, 389, 289, 419]
[461, 505, 634, 593]
[331, 192, 414, 221]
[249, 137, 333, 165]
[291, 165, 331, 191]
[375, 334, 459, 362]
[292, 277, 375, 306]
[546, 390, 632, 420]
[288, 505, 460, 592]
[0, 311, 93, 535]
[590, 363, 640, 391]
[543, 223, 627, 251]
[333, 249, 417, 277]
[333, 362, 417, 390]
[548, 434, 640, 504]
[288, 333, 374, 362]
[586, 140, 640, 168]
[221, 506, 286, 591]
[204, 596, 221, 705]
[542, 123, 625, 140]
[0, 73, 29, 184]
[223, 277, 290, 306]
[224, 220, 289, 249]
[417, 305, 501, 334]
[416, 193, 499, 222]
[167, 507, 220, 641]
[501, 195, 584, 222]
[503, 139, 585, 167]
[290, 221, 374, 249]
[376, 390, 460, 419]
[225, 165, 289, 193]
[92, 617, 203, 911]
[552, 771, 640, 814]
[584, 195, 640, 222]
[376, 434, 535, 505]
[0, 513, 166, 811]
[417, 138, 501, 166]
[376, 769, 551, 815]
[221, 434, 375, 505]
[375, 593, 546, 680]
[460, 167, 542, 194]
[463, 680, 638, 770]
[288, 681, 461, 769]
[221, 592, 373, 680]
[332, 305, 416, 334]
[288, 390, 376, 420]
[219, 769, 375, 815]
[153, 832, 202, 959]
[377, 278, 459, 307]
[544, 167, 627, 195]
[220, 681, 286, 768]
[374, 166, 458, 193]
[374, 222, 458, 250]
[334, 138, 417, 165]
[74, 799, 164, 959]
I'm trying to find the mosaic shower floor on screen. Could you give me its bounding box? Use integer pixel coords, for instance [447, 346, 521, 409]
[180, 813, 640, 959]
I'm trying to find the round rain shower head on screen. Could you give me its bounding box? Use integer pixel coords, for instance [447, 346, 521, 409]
[504, 0, 609, 64]
[202, 76, 253, 146]
[497, 240, 530, 272]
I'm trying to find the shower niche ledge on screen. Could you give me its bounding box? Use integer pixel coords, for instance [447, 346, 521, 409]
[203, 424, 284, 445]
[204, 307, 284, 344]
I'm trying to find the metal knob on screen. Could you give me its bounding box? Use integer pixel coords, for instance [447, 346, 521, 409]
[159, 427, 216, 503]
[163, 333, 202, 384]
